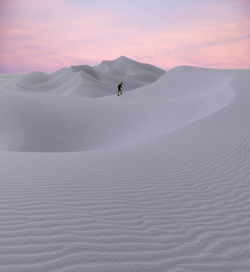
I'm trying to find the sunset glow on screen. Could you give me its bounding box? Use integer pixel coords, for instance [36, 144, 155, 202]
[1, 0, 249, 73]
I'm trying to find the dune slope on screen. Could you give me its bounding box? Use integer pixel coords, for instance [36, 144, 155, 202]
[0, 66, 234, 152]
[0, 62, 250, 272]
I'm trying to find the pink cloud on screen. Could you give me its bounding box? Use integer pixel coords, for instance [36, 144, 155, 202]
[0, 0, 249, 72]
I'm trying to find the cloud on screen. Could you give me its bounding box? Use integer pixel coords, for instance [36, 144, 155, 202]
[0, 0, 249, 72]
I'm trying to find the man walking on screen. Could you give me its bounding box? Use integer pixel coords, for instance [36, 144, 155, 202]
[117, 82, 123, 96]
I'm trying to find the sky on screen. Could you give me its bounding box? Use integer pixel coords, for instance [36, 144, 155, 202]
[0, 0, 249, 73]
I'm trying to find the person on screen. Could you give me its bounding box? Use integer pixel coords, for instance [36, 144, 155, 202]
[117, 82, 123, 96]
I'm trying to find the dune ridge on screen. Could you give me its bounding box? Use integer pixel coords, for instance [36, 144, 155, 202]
[0, 65, 235, 152]
[0, 58, 250, 271]
[2, 56, 165, 97]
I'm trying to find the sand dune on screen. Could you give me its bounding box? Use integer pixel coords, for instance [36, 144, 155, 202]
[0, 58, 250, 271]
[0, 65, 234, 152]
[3, 56, 165, 97]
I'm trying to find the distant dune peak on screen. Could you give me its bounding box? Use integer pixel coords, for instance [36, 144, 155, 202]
[17, 71, 53, 86]
[1, 57, 166, 97]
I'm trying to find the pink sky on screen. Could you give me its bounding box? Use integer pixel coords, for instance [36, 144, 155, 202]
[0, 0, 249, 73]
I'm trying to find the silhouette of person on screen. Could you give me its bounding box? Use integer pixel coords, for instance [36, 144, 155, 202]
[117, 82, 123, 96]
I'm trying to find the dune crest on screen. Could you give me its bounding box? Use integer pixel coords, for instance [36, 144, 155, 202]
[0, 64, 236, 152]
[3, 56, 165, 97]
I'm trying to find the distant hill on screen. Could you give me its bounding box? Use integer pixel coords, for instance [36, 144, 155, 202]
[2, 56, 165, 97]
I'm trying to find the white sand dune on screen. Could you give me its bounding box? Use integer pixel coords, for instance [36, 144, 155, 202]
[3, 56, 165, 97]
[0, 58, 250, 271]
[0, 65, 234, 152]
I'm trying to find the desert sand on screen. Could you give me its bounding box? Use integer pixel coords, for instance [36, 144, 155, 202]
[0, 56, 250, 271]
